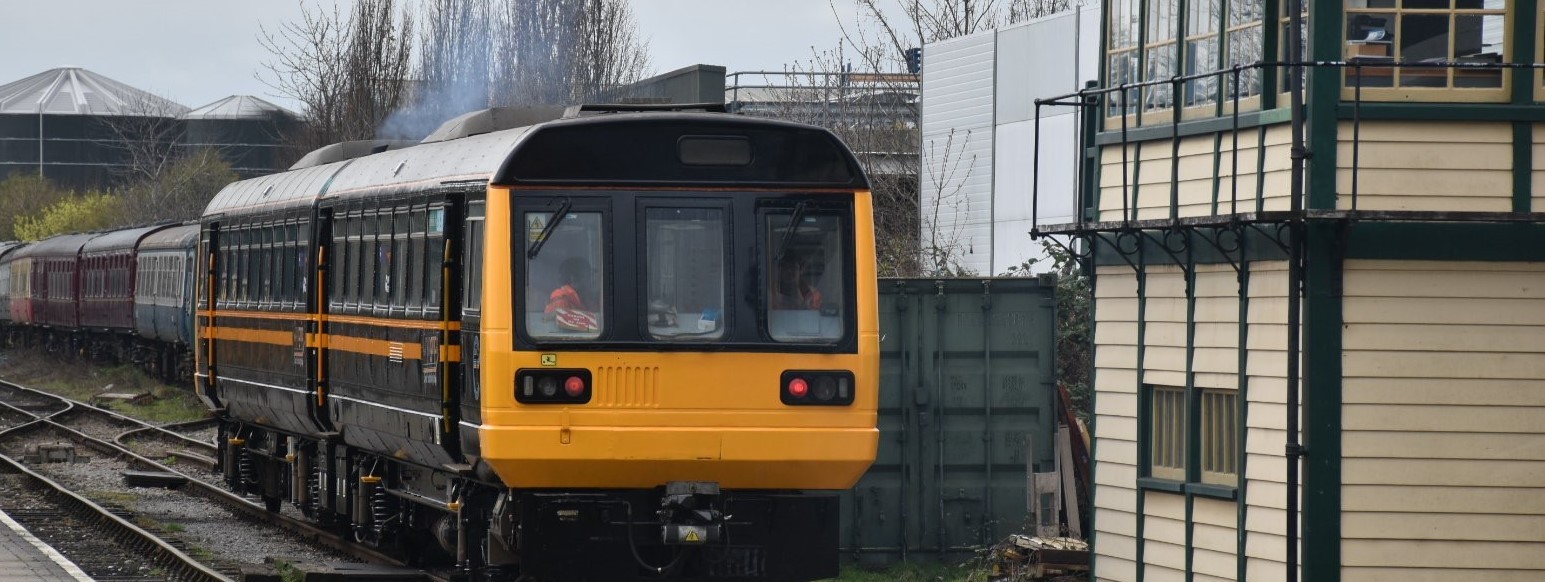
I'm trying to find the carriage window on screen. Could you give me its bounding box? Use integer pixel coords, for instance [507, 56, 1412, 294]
[392, 209, 409, 309]
[645, 208, 726, 341]
[523, 211, 605, 340]
[426, 207, 445, 313]
[463, 218, 484, 313]
[764, 212, 845, 343]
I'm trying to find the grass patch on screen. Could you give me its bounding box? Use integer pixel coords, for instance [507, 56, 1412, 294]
[87, 490, 140, 508]
[827, 560, 984, 582]
[163, 522, 185, 533]
[0, 351, 207, 424]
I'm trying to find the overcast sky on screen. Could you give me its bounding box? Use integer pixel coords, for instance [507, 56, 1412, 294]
[0, 1, 871, 115]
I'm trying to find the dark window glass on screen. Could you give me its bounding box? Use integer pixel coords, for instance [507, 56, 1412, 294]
[645, 208, 726, 341]
[763, 212, 845, 343]
[523, 211, 604, 340]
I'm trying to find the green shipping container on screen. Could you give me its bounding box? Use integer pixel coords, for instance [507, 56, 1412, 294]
[841, 277, 1059, 564]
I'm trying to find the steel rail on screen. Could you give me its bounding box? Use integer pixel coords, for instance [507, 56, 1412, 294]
[0, 379, 415, 574]
[0, 451, 231, 582]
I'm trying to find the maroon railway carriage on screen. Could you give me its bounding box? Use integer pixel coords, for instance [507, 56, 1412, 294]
[0, 241, 25, 328]
[27, 233, 102, 331]
[5, 243, 37, 325]
[80, 225, 175, 333]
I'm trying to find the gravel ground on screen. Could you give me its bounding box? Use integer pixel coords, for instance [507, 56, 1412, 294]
[6, 429, 347, 569]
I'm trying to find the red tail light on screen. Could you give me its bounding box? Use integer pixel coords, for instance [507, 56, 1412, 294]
[564, 376, 585, 397]
[787, 377, 809, 398]
[780, 371, 854, 406]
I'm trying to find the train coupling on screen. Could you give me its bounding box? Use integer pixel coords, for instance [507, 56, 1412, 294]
[658, 481, 724, 545]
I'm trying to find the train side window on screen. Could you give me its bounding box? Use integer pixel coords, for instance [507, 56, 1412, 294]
[296, 223, 309, 303]
[426, 206, 445, 315]
[234, 229, 247, 306]
[347, 214, 363, 312]
[409, 207, 426, 313]
[463, 217, 483, 314]
[376, 211, 392, 312]
[260, 225, 273, 305]
[280, 222, 293, 306]
[248, 228, 259, 306]
[392, 208, 408, 311]
[522, 210, 605, 341]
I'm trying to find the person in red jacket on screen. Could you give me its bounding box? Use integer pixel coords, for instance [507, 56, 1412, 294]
[545, 257, 599, 332]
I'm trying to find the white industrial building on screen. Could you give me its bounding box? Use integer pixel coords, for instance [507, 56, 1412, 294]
[920, 4, 1100, 275]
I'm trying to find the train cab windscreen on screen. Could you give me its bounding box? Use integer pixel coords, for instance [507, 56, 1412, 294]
[765, 210, 845, 344]
[645, 207, 726, 340]
[523, 210, 605, 340]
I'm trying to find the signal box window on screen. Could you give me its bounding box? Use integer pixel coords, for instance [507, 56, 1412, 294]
[645, 208, 726, 341]
[1344, 0, 1507, 97]
[1147, 384, 1187, 482]
[764, 212, 844, 344]
[524, 211, 604, 340]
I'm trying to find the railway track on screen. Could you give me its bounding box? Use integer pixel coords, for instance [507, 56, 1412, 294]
[0, 379, 451, 582]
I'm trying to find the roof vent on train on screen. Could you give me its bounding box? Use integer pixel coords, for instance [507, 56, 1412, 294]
[560, 102, 727, 118]
[287, 139, 420, 170]
[420, 105, 567, 144]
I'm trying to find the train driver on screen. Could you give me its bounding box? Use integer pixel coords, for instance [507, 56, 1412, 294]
[771, 253, 823, 310]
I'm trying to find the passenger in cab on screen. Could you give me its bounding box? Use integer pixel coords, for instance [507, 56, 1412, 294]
[772, 253, 822, 310]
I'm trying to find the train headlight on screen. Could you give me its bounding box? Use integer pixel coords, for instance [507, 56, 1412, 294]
[781, 371, 854, 406]
[517, 369, 592, 404]
[538, 377, 558, 397]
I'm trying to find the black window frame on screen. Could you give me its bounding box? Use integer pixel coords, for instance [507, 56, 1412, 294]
[511, 190, 859, 354]
[637, 198, 734, 343]
[513, 196, 614, 345]
[755, 197, 859, 347]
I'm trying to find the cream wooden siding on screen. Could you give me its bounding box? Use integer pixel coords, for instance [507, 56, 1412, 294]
[1094, 264, 1142, 581]
[1533, 123, 1545, 212]
[1096, 125, 1292, 222]
[1341, 260, 1545, 580]
[1240, 262, 1295, 582]
[1336, 121, 1512, 212]
[1091, 261, 1294, 581]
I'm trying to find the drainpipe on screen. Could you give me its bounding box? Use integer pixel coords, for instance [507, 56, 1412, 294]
[1285, 0, 1307, 580]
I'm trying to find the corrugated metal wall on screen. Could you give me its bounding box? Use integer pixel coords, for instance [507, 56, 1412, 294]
[920, 33, 997, 275]
[841, 277, 1059, 564]
[920, 5, 1101, 276]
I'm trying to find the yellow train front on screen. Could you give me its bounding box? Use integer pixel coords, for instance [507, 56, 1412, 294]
[196, 106, 878, 581]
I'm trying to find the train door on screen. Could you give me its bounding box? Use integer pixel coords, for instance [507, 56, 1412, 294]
[196, 224, 221, 410]
[457, 196, 485, 462]
[309, 211, 333, 431]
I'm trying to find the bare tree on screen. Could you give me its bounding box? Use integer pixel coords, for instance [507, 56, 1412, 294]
[739, 45, 924, 276]
[417, 0, 493, 120]
[495, 0, 651, 106]
[259, 0, 415, 152]
[568, 0, 651, 102]
[97, 93, 187, 186]
[115, 148, 238, 226]
[374, 0, 651, 139]
[796, 0, 1075, 275]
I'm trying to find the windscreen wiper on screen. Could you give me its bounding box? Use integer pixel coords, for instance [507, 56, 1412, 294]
[526, 198, 572, 259]
[772, 201, 809, 265]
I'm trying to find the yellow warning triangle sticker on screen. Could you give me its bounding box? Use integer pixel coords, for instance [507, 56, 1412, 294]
[684, 529, 701, 542]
